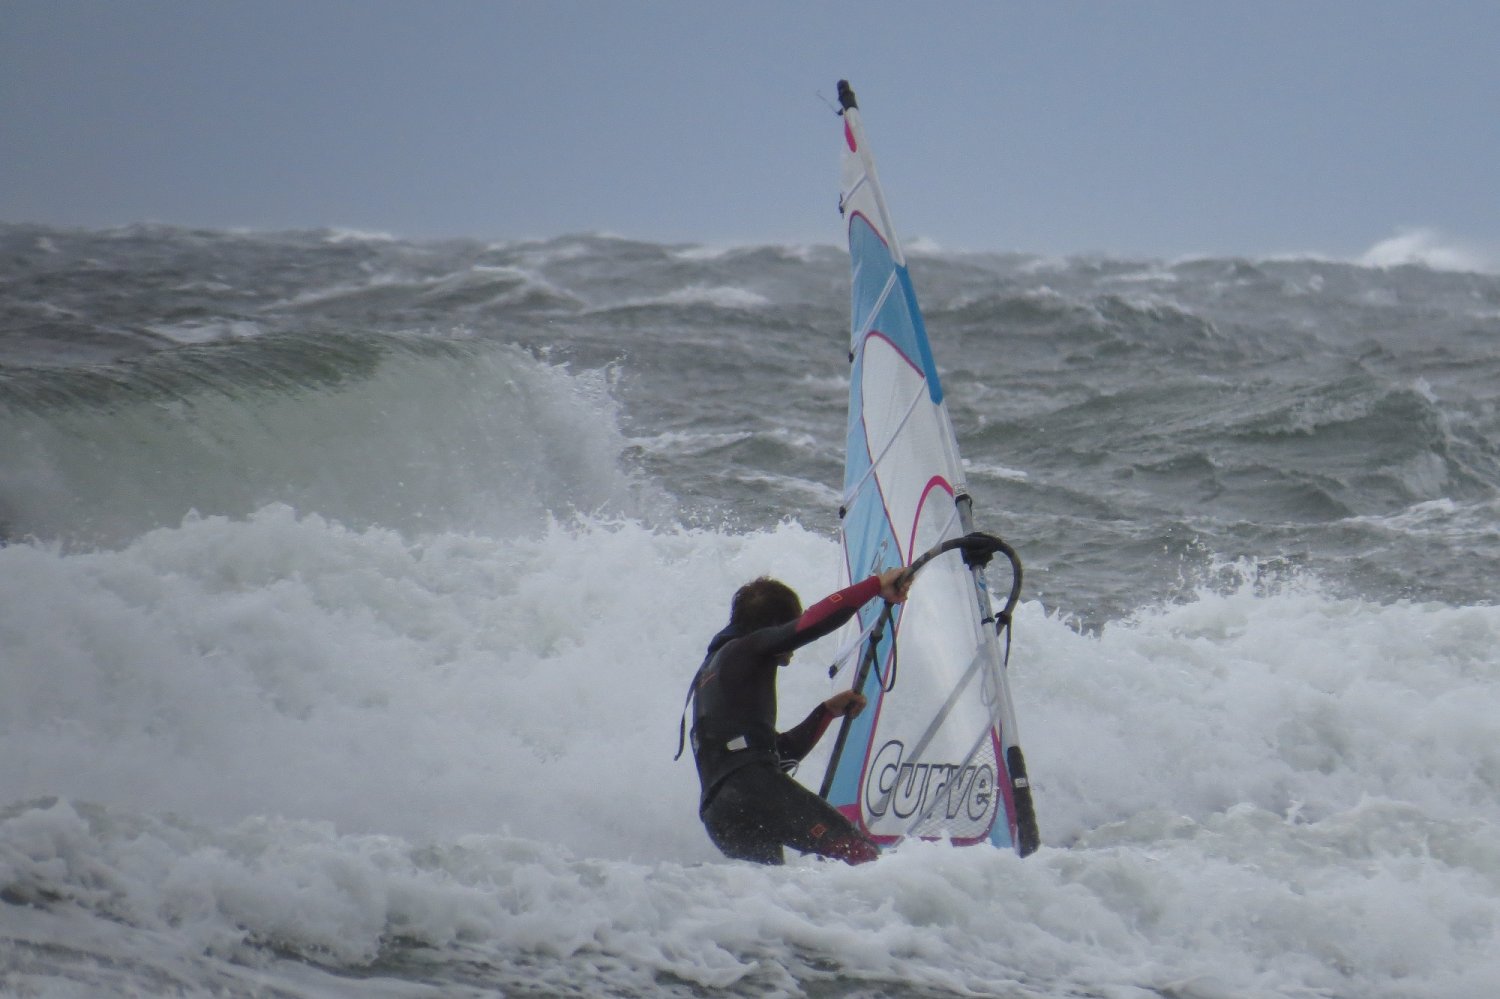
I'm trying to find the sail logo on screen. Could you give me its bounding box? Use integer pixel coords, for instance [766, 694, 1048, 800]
[864, 739, 995, 823]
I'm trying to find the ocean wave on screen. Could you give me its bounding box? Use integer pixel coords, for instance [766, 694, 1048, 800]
[5, 220, 1500, 620]
[319, 227, 398, 244]
[0, 335, 651, 546]
[1360, 227, 1500, 274]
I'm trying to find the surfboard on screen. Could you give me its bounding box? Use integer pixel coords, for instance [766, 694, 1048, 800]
[818, 80, 1040, 856]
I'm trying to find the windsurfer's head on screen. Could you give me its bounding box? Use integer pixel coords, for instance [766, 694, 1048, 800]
[730, 577, 802, 633]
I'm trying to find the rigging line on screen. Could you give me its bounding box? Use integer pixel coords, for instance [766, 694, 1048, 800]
[870, 504, 963, 691]
[840, 375, 928, 511]
[872, 601, 899, 693]
[826, 611, 884, 679]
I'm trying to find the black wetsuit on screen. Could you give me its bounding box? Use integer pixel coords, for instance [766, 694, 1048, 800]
[688, 576, 883, 865]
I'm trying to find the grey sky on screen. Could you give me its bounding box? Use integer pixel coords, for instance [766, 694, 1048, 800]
[4, 1, 1497, 260]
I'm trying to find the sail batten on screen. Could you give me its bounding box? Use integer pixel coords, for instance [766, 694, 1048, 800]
[819, 80, 1039, 856]
[840, 372, 928, 510]
[855, 269, 901, 344]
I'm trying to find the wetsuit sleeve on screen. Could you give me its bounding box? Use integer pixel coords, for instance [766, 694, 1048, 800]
[776, 703, 835, 762]
[745, 575, 884, 659]
[797, 575, 883, 637]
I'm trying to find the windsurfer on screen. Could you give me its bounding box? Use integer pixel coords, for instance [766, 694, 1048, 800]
[684, 569, 909, 864]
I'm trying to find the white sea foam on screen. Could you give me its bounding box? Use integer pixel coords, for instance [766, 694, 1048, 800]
[414, 264, 580, 309]
[272, 271, 415, 309]
[724, 471, 843, 509]
[584, 283, 772, 313]
[146, 319, 264, 344]
[3, 514, 1499, 997]
[963, 460, 1030, 482]
[669, 243, 828, 264]
[670, 244, 737, 262]
[1360, 227, 1500, 274]
[629, 429, 754, 456]
[0, 513, 837, 857]
[277, 265, 571, 313]
[1351, 496, 1500, 542]
[654, 284, 773, 310]
[320, 228, 398, 244]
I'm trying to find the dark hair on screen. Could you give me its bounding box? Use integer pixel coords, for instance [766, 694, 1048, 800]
[730, 577, 802, 632]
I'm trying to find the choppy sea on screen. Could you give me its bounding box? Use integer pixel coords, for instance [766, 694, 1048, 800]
[2, 221, 1499, 998]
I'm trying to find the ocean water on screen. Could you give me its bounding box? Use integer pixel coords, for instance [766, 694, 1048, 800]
[2, 221, 1499, 998]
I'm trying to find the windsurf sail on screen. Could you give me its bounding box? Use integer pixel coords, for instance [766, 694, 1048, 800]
[819, 80, 1040, 856]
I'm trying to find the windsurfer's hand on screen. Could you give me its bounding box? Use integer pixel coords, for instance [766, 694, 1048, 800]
[877, 567, 911, 604]
[824, 689, 868, 719]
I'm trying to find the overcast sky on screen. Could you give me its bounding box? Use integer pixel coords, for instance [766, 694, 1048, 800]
[4, 1, 1497, 261]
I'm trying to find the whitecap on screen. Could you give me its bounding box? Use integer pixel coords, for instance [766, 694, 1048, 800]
[1359, 227, 1499, 273]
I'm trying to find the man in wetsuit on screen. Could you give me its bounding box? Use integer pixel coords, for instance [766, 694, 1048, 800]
[686, 568, 909, 865]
